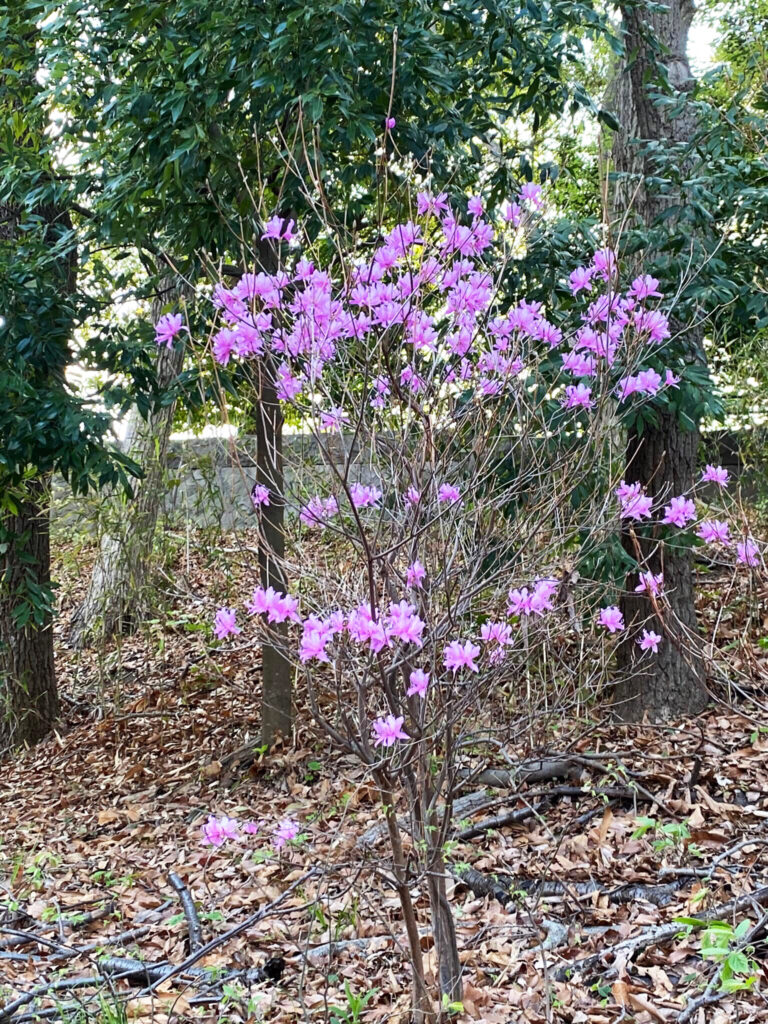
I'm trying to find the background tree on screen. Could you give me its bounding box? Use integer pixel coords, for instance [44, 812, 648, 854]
[608, 0, 709, 719]
[0, 11, 140, 749]
[68, 276, 189, 646]
[602, 0, 768, 719]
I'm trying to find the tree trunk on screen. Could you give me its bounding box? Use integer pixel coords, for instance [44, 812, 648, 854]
[613, 415, 705, 719]
[610, 0, 707, 720]
[254, 356, 292, 745]
[0, 181, 74, 751]
[0, 478, 58, 751]
[68, 277, 186, 648]
[237, 240, 293, 747]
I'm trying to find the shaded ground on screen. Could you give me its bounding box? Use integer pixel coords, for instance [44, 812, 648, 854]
[1, 528, 767, 1023]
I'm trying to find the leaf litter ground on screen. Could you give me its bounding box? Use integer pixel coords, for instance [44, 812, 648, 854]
[1, 527, 767, 1024]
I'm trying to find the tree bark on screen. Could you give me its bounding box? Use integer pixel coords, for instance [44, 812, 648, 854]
[68, 277, 186, 648]
[0, 183, 74, 751]
[0, 478, 58, 751]
[254, 356, 292, 745]
[239, 240, 292, 747]
[613, 415, 705, 719]
[610, 0, 707, 720]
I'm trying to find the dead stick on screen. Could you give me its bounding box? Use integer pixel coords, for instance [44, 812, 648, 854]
[137, 868, 317, 996]
[454, 801, 547, 840]
[168, 871, 203, 951]
[557, 885, 768, 980]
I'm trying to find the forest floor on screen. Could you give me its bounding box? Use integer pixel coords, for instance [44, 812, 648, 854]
[1, 527, 768, 1024]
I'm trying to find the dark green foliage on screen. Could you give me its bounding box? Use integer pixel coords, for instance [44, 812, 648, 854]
[37, 0, 613, 253]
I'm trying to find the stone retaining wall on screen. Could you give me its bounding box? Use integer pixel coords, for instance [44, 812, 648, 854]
[51, 429, 764, 534]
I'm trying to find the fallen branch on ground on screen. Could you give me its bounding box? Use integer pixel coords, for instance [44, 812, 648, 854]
[451, 864, 688, 910]
[169, 870, 203, 952]
[556, 885, 768, 981]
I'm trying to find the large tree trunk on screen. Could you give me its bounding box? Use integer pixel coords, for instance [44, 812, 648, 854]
[613, 415, 705, 719]
[611, 0, 707, 719]
[0, 478, 58, 750]
[68, 277, 186, 648]
[0, 185, 74, 750]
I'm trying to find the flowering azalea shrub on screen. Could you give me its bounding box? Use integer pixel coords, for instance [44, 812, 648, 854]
[159, 180, 761, 1018]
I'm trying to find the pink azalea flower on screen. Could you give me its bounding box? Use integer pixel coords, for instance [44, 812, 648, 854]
[155, 313, 185, 349]
[697, 520, 731, 546]
[371, 715, 409, 747]
[501, 199, 522, 226]
[636, 368, 662, 395]
[635, 571, 663, 595]
[319, 406, 350, 431]
[598, 606, 624, 633]
[348, 603, 391, 653]
[443, 640, 481, 674]
[635, 308, 670, 344]
[637, 629, 662, 652]
[214, 607, 241, 640]
[701, 464, 729, 486]
[662, 496, 696, 528]
[480, 621, 513, 662]
[246, 586, 300, 623]
[519, 182, 543, 207]
[251, 484, 270, 507]
[561, 383, 594, 410]
[407, 669, 431, 698]
[273, 819, 300, 849]
[506, 578, 558, 617]
[616, 482, 653, 521]
[385, 116, 396, 129]
[299, 625, 331, 663]
[300, 495, 338, 527]
[737, 538, 760, 566]
[275, 362, 304, 402]
[406, 560, 426, 588]
[664, 369, 681, 388]
[261, 215, 284, 240]
[569, 266, 593, 295]
[438, 483, 462, 504]
[281, 218, 296, 243]
[404, 486, 421, 507]
[416, 191, 449, 217]
[349, 482, 382, 509]
[201, 815, 239, 847]
[212, 328, 237, 366]
[628, 275, 662, 301]
[592, 247, 617, 282]
[562, 350, 596, 377]
[467, 195, 484, 218]
[385, 601, 425, 646]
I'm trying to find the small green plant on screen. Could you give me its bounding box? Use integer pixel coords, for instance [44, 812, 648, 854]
[652, 821, 690, 853]
[441, 993, 464, 1016]
[220, 981, 264, 1019]
[328, 982, 378, 1024]
[699, 920, 758, 992]
[12, 850, 61, 893]
[68, 994, 127, 1024]
[333, 897, 360, 938]
[631, 817, 703, 859]
[90, 868, 137, 891]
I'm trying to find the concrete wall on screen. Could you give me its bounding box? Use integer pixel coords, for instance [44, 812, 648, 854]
[51, 429, 766, 535]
